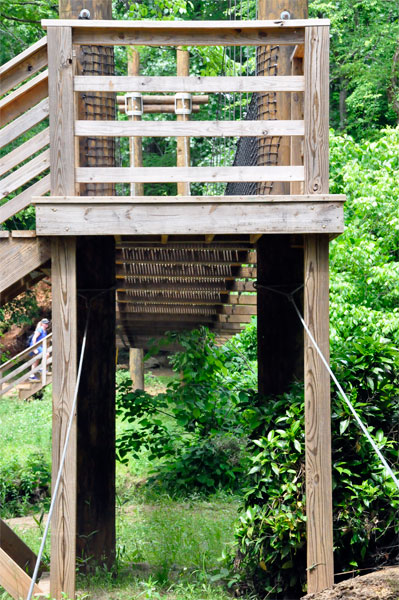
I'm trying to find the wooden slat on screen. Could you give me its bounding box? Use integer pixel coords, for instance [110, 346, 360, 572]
[304, 26, 329, 195]
[0, 518, 41, 577]
[0, 71, 48, 127]
[0, 237, 50, 293]
[36, 201, 343, 236]
[35, 194, 345, 204]
[0, 98, 49, 150]
[75, 166, 304, 184]
[43, 18, 329, 28]
[0, 175, 50, 224]
[74, 75, 304, 93]
[0, 547, 43, 600]
[304, 235, 333, 593]
[75, 119, 304, 138]
[0, 36, 47, 96]
[0, 149, 50, 200]
[0, 128, 50, 178]
[48, 25, 76, 600]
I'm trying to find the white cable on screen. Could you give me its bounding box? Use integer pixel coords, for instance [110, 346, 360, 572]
[290, 296, 399, 493]
[26, 317, 89, 600]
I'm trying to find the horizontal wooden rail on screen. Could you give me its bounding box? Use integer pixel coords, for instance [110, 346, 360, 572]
[0, 175, 50, 224]
[35, 194, 345, 204]
[0, 128, 49, 178]
[74, 75, 304, 93]
[75, 120, 304, 138]
[0, 149, 50, 200]
[0, 334, 52, 374]
[0, 70, 48, 127]
[0, 36, 47, 96]
[42, 18, 329, 46]
[0, 98, 49, 150]
[75, 166, 305, 184]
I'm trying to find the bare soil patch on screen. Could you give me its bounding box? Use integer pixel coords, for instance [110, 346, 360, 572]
[302, 567, 399, 600]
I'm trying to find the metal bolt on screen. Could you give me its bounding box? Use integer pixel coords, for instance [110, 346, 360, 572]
[280, 10, 291, 20]
[79, 8, 91, 19]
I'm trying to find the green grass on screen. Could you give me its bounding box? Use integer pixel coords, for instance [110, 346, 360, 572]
[1, 374, 240, 600]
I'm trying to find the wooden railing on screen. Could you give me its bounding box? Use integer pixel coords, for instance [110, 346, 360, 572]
[0, 332, 52, 397]
[0, 36, 50, 225]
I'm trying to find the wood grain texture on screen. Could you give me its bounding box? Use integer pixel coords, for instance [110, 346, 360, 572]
[128, 48, 144, 196]
[0, 70, 48, 127]
[304, 27, 329, 194]
[0, 518, 42, 577]
[0, 149, 50, 200]
[0, 237, 50, 292]
[176, 47, 190, 196]
[0, 36, 47, 96]
[75, 165, 304, 184]
[74, 119, 304, 137]
[304, 234, 334, 593]
[291, 55, 304, 195]
[0, 547, 44, 600]
[34, 194, 345, 204]
[35, 201, 344, 235]
[47, 27, 75, 197]
[51, 237, 77, 600]
[129, 348, 144, 390]
[74, 75, 304, 93]
[0, 127, 49, 178]
[43, 18, 329, 28]
[0, 175, 50, 224]
[0, 98, 49, 150]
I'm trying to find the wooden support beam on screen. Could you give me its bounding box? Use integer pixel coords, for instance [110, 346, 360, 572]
[304, 235, 333, 592]
[35, 200, 343, 236]
[290, 52, 304, 195]
[51, 238, 77, 600]
[0, 237, 50, 294]
[0, 548, 44, 600]
[74, 119, 305, 137]
[74, 75, 304, 93]
[176, 47, 190, 196]
[0, 518, 42, 577]
[128, 48, 144, 196]
[129, 348, 144, 390]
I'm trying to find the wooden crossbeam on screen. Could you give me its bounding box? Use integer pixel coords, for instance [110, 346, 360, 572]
[0, 518, 42, 578]
[0, 547, 44, 600]
[35, 194, 345, 204]
[0, 36, 47, 96]
[75, 76, 304, 93]
[75, 119, 304, 137]
[0, 236, 51, 294]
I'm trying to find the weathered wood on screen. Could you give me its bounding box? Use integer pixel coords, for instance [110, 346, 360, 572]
[51, 237, 77, 600]
[36, 201, 344, 236]
[0, 98, 49, 150]
[129, 347, 144, 390]
[304, 27, 329, 195]
[47, 27, 75, 197]
[0, 149, 50, 200]
[118, 280, 256, 292]
[0, 128, 50, 178]
[0, 175, 50, 224]
[0, 518, 42, 577]
[304, 234, 333, 592]
[128, 48, 144, 196]
[117, 292, 256, 305]
[76, 165, 304, 184]
[0, 547, 44, 600]
[75, 119, 304, 137]
[0, 70, 48, 127]
[116, 266, 256, 279]
[290, 53, 304, 195]
[0, 237, 50, 293]
[35, 193, 345, 204]
[44, 18, 329, 29]
[74, 75, 304, 93]
[176, 47, 190, 196]
[0, 36, 48, 96]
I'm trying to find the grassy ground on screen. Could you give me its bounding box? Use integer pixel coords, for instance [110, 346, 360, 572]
[0, 371, 240, 600]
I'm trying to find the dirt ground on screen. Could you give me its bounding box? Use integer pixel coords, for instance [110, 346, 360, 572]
[302, 567, 399, 600]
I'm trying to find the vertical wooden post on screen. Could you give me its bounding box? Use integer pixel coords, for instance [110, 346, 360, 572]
[290, 51, 304, 195]
[48, 24, 77, 600]
[304, 25, 333, 593]
[128, 49, 144, 197]
[129, 347, 144, 390]
[176, 47, 190, 196]
[42, 335, 47, 387]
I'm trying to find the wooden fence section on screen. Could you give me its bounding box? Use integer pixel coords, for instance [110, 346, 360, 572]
[0, 36, 49, 225]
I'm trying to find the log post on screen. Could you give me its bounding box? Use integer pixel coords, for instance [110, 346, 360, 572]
[129, 347, 144, 390]
[176, 47, 191, 196]
[128, 48, 144, 197]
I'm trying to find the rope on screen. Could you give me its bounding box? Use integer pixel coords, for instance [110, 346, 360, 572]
[26, 286, 114, 600]
[255, 281, 399, 494]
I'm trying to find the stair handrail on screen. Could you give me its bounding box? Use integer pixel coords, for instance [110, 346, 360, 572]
[0, 332, 52, 397]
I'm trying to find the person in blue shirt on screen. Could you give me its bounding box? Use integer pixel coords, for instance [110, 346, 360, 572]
[29, 318, 50, 381]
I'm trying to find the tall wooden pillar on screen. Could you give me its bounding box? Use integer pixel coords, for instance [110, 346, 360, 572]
[59, 0, 116, 571]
